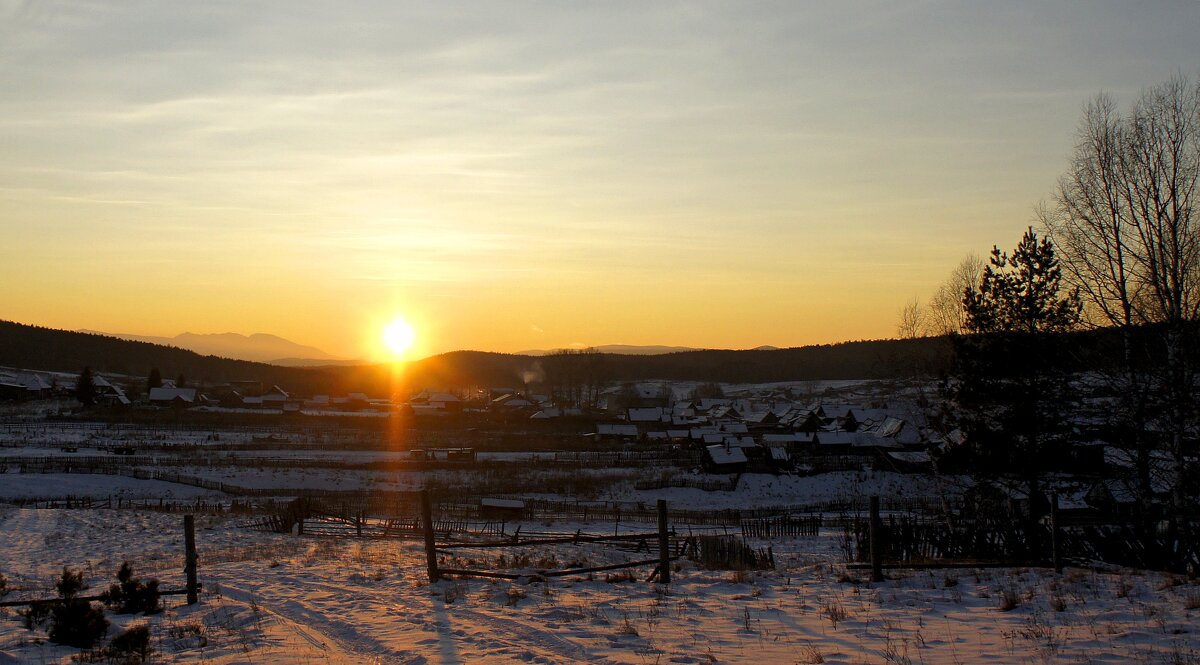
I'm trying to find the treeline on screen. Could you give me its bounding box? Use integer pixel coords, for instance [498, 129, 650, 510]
[0, 318, 1164, 398]
[0, 321, 339, 394]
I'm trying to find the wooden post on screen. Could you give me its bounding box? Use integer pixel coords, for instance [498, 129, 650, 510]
[421, 490, 440, 582]
[657, 499, 671, 584]
[869, 496, 884, 583]
[1050, 492, 1062, 573]
[184, 514, 199, 605]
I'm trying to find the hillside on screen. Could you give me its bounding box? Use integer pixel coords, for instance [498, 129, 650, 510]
[0, 320, 342, 395]
[2, 320, 962, 396]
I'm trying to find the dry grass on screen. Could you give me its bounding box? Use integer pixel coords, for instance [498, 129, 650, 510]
[998, 588, 1021, 612]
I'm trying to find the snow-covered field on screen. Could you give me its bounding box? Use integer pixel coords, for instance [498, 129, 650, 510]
[1, 414, 1197, 663]
[2, 506, 1199, 664]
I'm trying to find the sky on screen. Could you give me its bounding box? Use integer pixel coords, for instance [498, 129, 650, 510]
[1, 1, 1197, 361]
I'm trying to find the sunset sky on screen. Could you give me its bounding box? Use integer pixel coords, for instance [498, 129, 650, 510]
[2, 2, 1197, 361]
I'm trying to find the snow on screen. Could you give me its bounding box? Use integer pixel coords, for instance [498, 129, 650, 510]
[2, 508, 1197, 664]
[0, 473, 224, 500]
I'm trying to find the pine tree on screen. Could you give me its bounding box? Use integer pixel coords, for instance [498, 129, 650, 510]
[146, 367, 162, 392]
[951, 227, 1081, 518]
[74, 367, 97, 407]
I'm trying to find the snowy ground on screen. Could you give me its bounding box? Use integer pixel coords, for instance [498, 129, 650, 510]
[0, 473, 224, 501]
[2, 507, 1199, 664]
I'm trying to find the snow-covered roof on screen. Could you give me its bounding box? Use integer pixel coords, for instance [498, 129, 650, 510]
[819, 404, 855, 419]
[628, 407, 666, 422]
[597, 423, 639, 437]
[706, 444, 748, 465]
[886, 451, 931, 464]
[148, 387, 197, 403]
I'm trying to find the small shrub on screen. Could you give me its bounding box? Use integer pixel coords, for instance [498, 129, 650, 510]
[1158, 575, 1185, 591]
[1116, 578, 1133, 599]
[0, 572, 9, 597]
[1184, 592, 1200, 611]
[108, 624, 151, 662]
[23, 601, 51, 630]
[998, 588, 1021, 612]
[42, 568, 109, 649]
[101, 562, 161, 615]
[1050, 594, 1068, 612]
[504, 586, 527, 606]
[604, 570, 637, 584]
[617, 614, 639, 636]
[943, 575, 959, 589]
[442, 580, 466, 604]
[798, 642, 825, 663]
[48, 600, 109, 649]
[57, 568, 85, 599]
[823, 601, 847, 626]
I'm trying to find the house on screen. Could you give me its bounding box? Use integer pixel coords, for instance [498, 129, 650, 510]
[743, 410, 780, 427]
[628, 407, 667, 423]
[148, 387, 197, 407]
[704, 443, 748, 473]
[785, 409, 824, 432]
[883, 450, 933, 473]
[596, 423, 639, 440]
[0, 372, 52, 401]
[492, 393, 535, 410]
[93, 378, 131, 407]
[480, 498, 526, 520]
[260, 385, 290, 406]
[410, 391, 464, 413]
[819, 404, 859, 431]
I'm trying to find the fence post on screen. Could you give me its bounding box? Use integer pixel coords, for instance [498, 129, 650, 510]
[421, 489, 440, 582]
[869, 496, 884, 583]
[1050, 492, 1062, 573]
[657, 499, 671, 584]
[184, 514, 199, 605]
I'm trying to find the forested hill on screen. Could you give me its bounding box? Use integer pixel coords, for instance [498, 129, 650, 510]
[0, 320, 341, 394]
[0, 320, 959, 395]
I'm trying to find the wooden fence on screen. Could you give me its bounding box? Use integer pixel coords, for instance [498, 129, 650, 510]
[429, 494, 678, 584]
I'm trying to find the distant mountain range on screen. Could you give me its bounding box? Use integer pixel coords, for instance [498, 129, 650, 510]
[517, 344, 781, 356]
[78, 330, 357, 367]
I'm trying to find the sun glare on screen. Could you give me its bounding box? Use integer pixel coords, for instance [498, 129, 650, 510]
[382, 317, 416, 360]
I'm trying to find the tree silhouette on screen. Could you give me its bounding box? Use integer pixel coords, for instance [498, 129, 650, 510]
[74, 367, 97, 407]
[146, 367, 162, 393]
[951, 227, 1081, 516]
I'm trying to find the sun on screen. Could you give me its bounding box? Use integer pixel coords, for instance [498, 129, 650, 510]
[382, 317, 417, 360]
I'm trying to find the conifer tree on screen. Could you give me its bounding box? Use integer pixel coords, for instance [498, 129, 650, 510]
[951, 227, 1081, 518]
[146, 367, 162, 392]
[74, 367, 97, 407]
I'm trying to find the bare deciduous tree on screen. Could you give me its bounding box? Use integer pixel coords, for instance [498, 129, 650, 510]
[1042, 74, 1200, 524]
[895, 254, 984, 338]
[927, 253, 986, 336]
[896, 297, 925, 339]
